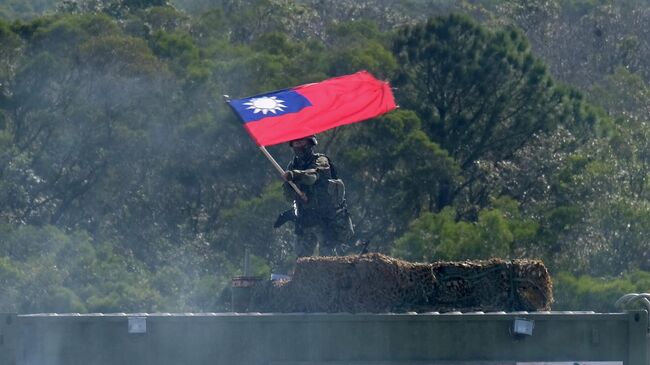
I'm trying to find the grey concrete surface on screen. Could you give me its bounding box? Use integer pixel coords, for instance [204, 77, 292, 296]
[1, 311, 647, 365]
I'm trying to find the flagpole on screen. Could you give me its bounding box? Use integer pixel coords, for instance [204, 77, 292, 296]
[259, 146, 307, 202]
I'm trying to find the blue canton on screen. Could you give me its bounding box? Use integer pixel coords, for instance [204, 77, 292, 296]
[230, 89, 312, 123]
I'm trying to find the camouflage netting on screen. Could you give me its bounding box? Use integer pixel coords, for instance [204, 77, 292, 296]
[248, 253, 553, 313]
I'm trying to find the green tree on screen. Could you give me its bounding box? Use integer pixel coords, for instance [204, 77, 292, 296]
[1, 0, 648, 315]
[59, 0, 171, 18]
[393, 14, 597, 214]
[333, 110, 460, 248]
[553, 270, 650, 312]
[325, 20, 397, 78]
[394, 197, 538, 261]
[212, 184, 295, 275]
[0, 0, 59, 20]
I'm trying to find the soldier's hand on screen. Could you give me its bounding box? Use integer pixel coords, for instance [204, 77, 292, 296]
[283, 170, 294, 181]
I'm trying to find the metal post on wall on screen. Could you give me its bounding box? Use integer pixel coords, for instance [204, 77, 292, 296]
[243, 246, 251, 277]
[231, 246, 259, 312]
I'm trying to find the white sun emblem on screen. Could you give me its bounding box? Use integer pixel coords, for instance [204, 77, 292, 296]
[243, 96, 287, 115]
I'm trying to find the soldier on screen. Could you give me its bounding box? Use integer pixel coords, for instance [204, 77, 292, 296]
[275, 135, 354, 257]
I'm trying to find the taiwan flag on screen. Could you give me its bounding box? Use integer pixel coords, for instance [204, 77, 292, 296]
[227, 71, 397, 146]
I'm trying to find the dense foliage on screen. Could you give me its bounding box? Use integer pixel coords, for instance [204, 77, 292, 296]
[0, 0, 647, 313]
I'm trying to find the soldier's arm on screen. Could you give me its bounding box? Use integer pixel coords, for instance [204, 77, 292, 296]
[287, 156, 331, 185]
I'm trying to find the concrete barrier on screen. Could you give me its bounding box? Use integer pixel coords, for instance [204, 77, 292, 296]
[3, 310, 648, 365]
[0, 314, 16, 365]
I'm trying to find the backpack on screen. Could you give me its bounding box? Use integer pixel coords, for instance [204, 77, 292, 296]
[317, 154, 346, 208]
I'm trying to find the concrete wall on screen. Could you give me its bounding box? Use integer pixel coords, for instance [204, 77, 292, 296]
[0, 314, 16, 365]
[3, 311, 649, 365]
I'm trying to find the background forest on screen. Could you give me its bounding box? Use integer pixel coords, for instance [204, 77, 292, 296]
[0, 0, 649, 313]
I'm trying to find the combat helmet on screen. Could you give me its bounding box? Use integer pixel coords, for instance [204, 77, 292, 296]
[289, 135, 317, 147]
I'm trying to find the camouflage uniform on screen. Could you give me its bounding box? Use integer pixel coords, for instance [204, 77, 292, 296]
[283, 150, 354, 257]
